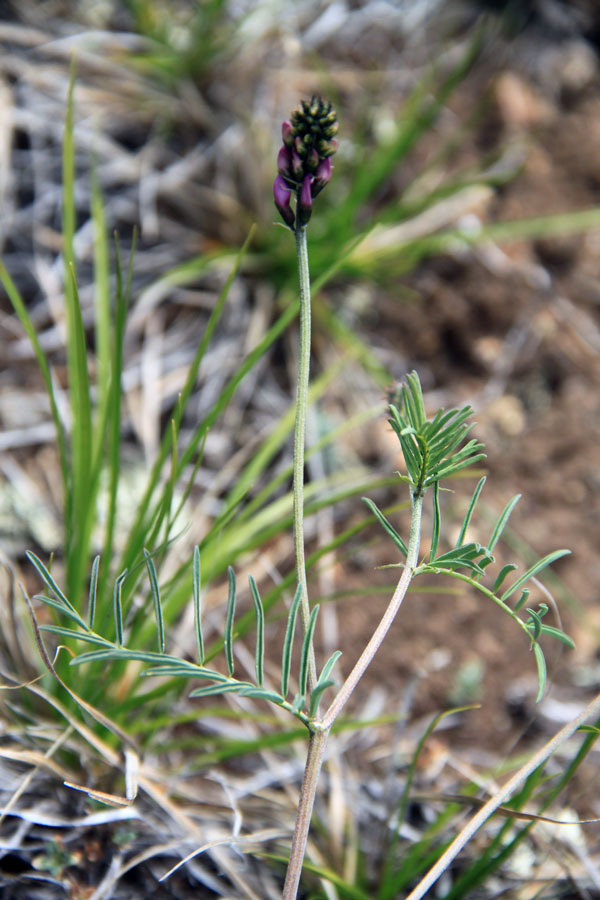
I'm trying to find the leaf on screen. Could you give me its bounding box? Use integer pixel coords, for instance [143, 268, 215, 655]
[309, 679, 336, 718]
[143, 549, 165, 654]
[26, 552, 79, 618]
[362, 498, 408, 557]
[456, 476, 486, 547]
[537, 625, 575, 649]
[224, 567, 236, 677]
[533, 642, 547, 702]
[88, 555, 100, 628]
[142, 665, 229, 681]
[514, 588, 530, 611]
[238, 687, 286, 706]
[113, 569, 128, 646]
[70, 648, 182, 666]
[34, 594, 90, 628]
[39, 626, 112, 647]
[309, 649, 342, 718]
[429, 543, 493, 575]
[189, 681, 253, 699]
[526, 607, 543, 641]
[492, 564, 517, 594]
[487, 494, 521, 552]
[249, 575, 264, 687]
[500, 550, 571, 602]
[193, 545, 204, 664]
[281, 585, 302, 698]
[299, 605, 320, 698]
[318, 649, 343, 684]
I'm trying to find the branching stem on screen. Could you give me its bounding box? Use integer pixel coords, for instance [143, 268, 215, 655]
[283, 488, 424, 899]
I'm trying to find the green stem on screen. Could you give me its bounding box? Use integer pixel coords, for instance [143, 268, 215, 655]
[293, 224, 317, 691]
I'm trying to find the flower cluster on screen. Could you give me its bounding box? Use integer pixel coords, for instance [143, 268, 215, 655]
[273, 96, 338, 230]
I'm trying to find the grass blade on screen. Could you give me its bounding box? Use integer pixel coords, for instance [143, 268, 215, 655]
[0, 263, 69, 494]
[193, 545, 204, 664]
[281, 585, 302, 698]
[98, 233, 131, 608]
[143, 549, 165, 653]
[533, 643, 547, 702]
[90, 160, 111, 452]
[249, 575, 264, 687]
[224, 567, 236, 677]
[430, 480, 441, 561]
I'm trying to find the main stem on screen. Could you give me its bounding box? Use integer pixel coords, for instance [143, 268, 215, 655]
[293, 224, 317, 691]
[282, 489, 424, 900]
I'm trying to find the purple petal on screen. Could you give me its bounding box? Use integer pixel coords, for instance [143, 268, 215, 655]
[297, 174, 313, 226]
[291, 148, 303, 177]
[311, 157, 332, 197]
[273, 175, 295, 228]
[315, 157, 331, 184]
[273, 174, 291, 206]
[300, 175, 312, 209]
[277, 145, 291, 175]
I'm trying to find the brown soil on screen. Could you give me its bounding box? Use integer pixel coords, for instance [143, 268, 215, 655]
[327, 58, 600, 766]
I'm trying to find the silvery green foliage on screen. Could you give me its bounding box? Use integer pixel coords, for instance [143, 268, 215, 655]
[28, 372, 572, 726]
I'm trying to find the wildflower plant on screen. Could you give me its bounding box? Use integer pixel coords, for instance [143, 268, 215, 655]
[22, 96, 583, 900]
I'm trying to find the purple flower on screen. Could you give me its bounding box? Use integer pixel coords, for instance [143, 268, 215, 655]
[273, 175, 295, 229]
[311, 157, 332, 197]
[277, 146, 291, 175]
[298, 175, 313, 226]
[273, 96, 338, 230]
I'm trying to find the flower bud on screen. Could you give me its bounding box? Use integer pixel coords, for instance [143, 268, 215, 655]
[281, 120, 294, 147]
[297, 175, 313, 226]
[311, 157, 332, 197]
[277, 146, 291, 176]
[273, 175, 295, 229]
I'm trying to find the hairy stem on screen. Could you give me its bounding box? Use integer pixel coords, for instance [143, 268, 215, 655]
[321, 488, 423, 730]
[293, 224, 317, 691]
[283, 489, 424, 899]
[282, 726, 329, 900]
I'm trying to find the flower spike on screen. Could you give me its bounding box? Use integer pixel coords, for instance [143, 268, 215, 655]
[273, 96, 338, 230]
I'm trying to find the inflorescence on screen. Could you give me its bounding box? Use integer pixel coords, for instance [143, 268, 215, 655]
[274, 96, 338, 230]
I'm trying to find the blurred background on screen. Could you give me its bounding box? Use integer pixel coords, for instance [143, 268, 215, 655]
[1, 1, 600, 897]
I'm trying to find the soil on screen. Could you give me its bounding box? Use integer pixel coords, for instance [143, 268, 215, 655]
[331, 59, 600, 759]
